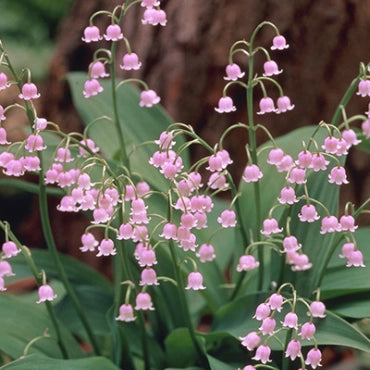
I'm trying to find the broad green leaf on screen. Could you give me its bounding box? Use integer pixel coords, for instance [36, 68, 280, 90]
[66, 72, 189, 193]
[206, 355, 237, 370]
[164, 328, 201, 368]
[0, 294, 83, 360]
[0, 353, 120, 370]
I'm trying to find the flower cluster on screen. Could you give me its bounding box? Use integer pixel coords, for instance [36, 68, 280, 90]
[240, 286, 326, 369]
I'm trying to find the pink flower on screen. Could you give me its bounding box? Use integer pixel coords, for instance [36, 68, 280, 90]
[224, 63, 245, 81]
[288, 167, 306, 184]
[104, 24, 123, 41]
[346, 250, 365, 267]
[0, 72, 10, 90]
[160, 223, 177, 240]
[82, 25, 102, 42]
[322, 136, 339, 154]
[259, 317, 276, 335]
[257, 97, 275, 114]
[252, 344, 272, 364]
[135, 292, 154, 310]
[305, 348, 322, 369]
[320, 215, 341, 234]
[342, 129, 361, 148]
[196, 244, 216, 262]
[339, 242, 355, 259]
[0, 127, 10, 144]
[142, 8, 167, 26]
[208, 172, 228, 189]
[291, 253, 312, 271]
[116, 304, 136, 322]
[2, 241, 20, 258]
[25, 134, 46, 152]
[309, 301, 326, 318]
[339, 215, 357, 232]
[90, 61, 109, 78]
[261, 218, 282, 235]
[236, 255, 260, 271]
[242, 164, 263, 182]
[263, 60, 282, 76]
[296, 150, 312, 168]
[310, 153, 329, 171]
[83, 79, 103, 98]
[362, 119, 370, 138]
[141, 0, 160, 8]
[139, 89, 160, 107]
[97, 238, 116, 257]
[215, 96, 236, 113]
[120, 53, 142, 70]
[285, 339, 301, 361]
[140, 268, 159, 286]
[276, 154, 294, 172]
[33, 117, 48, 130]
[0, 277, 6, 291]
[283, 235, 301, 253]
[271, 35, 289, 50]
[240, 331, 260, 351]
[79, 138, 99, 156]
[276, 95, 294, 113]
[335, 138, 348, 156]
[185, 271, 206, 290]
[267, 148, 284, 165]
[0, 260, 15, 277]
[0, 105, 6, 121]
[282, 312, 298, 329]
[217, 209, 237, 228]
[298, 204, 320, 222]
[356, 79, 370, 97]
[36, 284, 57, 303]
[3, 159, 25, 177]
[328, 166, 348, 185]
[80, 233, 98, 252]
[138, 248, 157, 267]
[55, 147, 73, 162]
[300, 322, 316, 340]
[278, 186, 298, 204]
[19, 83, 40, 100]
[253, 303, 271, 320]
[267, 293, 284, 311]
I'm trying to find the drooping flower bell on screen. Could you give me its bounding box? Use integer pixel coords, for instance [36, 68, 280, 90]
[83, 79, 103, 98]
[252, 344, 272, 364]
[240, 331, 261, 351]
[90, 61, 109, 78]
[263, 60, 282, 76]
[185, 271, 206, 290]
[224, 63, 245, 81]
[19, 83, 40, 100]
[135, 292, 154, 310]
[257, 97, 275, 114]
[215, 96, 236, 113]
[271, 35, 289, 50]
[82, 25, 102, 42]
[139, 89, 160, 107]
[2, 241, 21, 258]
[36, 284, 57, 304]
[276, 96, 294, 113]
[120, 53, 142, 70]
[0, 73, 10, 90]
[104, 24, 123, 41]
[116, 304, 136, 322]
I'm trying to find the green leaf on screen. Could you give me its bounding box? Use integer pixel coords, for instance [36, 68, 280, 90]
[164, 328, 199, 368]
[0, 353, 120, 370]
[0, 294, 83, 360]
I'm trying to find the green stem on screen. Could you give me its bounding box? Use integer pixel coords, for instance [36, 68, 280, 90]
[168, 240, 209, 369]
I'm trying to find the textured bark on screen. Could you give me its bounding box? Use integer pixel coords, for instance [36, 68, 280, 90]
[37, 0, 370, 253]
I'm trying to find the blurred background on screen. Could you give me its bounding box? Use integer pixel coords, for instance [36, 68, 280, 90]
[0, 0, 369, 368]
